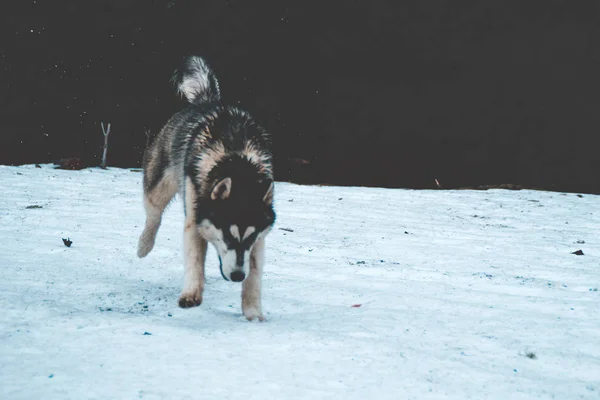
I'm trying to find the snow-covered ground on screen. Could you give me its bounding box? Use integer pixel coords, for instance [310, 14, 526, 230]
[0, 164, 599, 399]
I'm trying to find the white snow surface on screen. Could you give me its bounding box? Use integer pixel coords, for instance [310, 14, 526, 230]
[1, 164, 599, 400]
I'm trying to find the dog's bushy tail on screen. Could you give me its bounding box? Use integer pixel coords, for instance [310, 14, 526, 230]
[173, 56, 221, 105]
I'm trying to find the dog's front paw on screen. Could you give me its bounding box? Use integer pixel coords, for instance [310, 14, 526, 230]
[178, 291, 202, 308]
[243, 306, 264, 322]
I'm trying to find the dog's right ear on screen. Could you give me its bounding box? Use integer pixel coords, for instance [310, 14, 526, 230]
[211, 177, 232, 200]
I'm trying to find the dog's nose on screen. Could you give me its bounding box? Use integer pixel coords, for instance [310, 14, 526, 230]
[230, 270, 245, 282]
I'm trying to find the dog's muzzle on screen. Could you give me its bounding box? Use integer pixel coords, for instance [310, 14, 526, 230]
[219, 256, 246, 282]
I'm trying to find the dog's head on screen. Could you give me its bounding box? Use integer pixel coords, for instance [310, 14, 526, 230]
[197, 176, 275, 282]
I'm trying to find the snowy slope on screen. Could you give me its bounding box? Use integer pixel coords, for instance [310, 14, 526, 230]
[0, 164, 599, 400]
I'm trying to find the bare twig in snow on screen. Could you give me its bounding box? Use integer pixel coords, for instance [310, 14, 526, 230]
[101, 122, 111, 169]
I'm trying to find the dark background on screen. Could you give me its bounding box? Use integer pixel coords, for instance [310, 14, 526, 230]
[2, 0, 599, 192]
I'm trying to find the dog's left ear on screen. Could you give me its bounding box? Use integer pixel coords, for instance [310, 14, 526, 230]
[211, 177, 232, 200]
[262, 180, 274, 204]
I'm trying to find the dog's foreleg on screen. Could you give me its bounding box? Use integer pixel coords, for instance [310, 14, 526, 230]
[178, 177, 206, 308]
[178, 218, 207, 308]
[242, 237, 265, 321]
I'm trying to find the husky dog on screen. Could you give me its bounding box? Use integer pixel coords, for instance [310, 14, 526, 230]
[137, 56, 275, 321]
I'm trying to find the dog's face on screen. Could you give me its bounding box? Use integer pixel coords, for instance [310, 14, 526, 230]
[197, 177, 275, 282]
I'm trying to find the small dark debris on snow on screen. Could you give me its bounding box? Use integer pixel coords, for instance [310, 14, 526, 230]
[351, 304, 362, 308]
[577, 194, 583, 198]
[48, 374, 54, 378]
[590, 288, 598, 292]
[99, 307, 112, 312]
[26, 205, 43, 209]
[143, 305, 148, 309]
[338, 198, 343, 200]
[288, 199, 293, 202]
[35, 164, 42, 168]
[279, 227, 294, 232]
[143, 332, 152, 335]
[526, 352, 537, 359]
[62, 238, 72, 247]
[576, 240, 585, 244]
[130, 168, 143, 172]
[308, 248, 313, 252]
[572, 250, 584, 255]
[16, 172, 23, 175]
[404, 231, 409, 234]
[168, 313, 172, 317]
[356, 261, 366, 264]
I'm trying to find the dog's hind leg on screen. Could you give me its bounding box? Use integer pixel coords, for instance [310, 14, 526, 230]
[242, 237, 265, 321]
[137, 168, 178, 258]
[178, 177, 206, 308]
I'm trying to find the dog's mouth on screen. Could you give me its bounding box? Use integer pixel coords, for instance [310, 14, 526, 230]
[218, 256, 229, 281]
